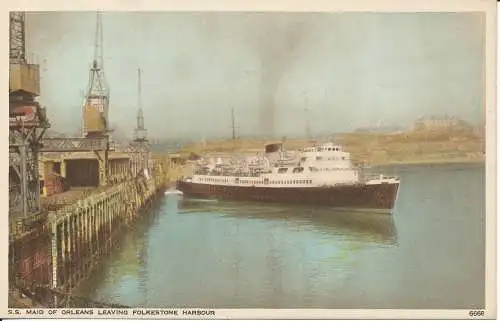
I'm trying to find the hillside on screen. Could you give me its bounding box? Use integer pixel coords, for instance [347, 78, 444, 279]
[175, 128, 485, 166]
[335, 129, 484, 166]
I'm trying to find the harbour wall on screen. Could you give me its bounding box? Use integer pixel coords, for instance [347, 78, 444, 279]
[9, 156, 170, 307]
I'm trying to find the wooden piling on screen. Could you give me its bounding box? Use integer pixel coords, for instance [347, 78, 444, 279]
[9, 158, 169, 304]
[46, 164, 165, 291]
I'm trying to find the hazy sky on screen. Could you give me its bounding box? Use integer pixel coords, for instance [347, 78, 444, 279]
[25, 12, 485, 139]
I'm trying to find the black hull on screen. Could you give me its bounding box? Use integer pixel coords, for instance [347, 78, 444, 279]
[176, 181, 400, 214]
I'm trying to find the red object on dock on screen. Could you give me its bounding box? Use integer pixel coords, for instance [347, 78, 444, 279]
[44, 172, 67, 196]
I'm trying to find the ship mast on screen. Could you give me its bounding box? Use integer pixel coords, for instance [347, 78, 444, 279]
[230, 107, 239, 151]
[231, 107, 236, 141]
[303, 91, 311, 140]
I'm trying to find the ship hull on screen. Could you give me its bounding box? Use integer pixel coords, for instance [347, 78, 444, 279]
[176, 180, 400, 214]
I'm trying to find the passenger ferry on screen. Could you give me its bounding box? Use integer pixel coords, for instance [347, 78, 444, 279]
[177, 142, 400, 214]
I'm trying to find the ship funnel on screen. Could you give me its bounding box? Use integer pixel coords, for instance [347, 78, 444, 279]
[264, 143, 282, 164]
[265, 143, 282, 154]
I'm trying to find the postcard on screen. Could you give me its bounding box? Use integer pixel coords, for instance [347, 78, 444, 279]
[3, 0, 496, 319]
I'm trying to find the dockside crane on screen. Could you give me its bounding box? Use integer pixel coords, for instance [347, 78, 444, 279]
[9, 11, 50, 217]
[82, 12, 110, 138]
[131, 67, 151, 175]
[81, 12, 112, 186]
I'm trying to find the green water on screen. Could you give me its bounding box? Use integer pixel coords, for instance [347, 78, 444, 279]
[76, 163, 485, 309]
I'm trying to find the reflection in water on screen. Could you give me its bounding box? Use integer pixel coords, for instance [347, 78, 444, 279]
[78, 196, 398, 308]
[75, 209, 157, 307]
[179, 199, 398, 246]
[77, 164, 484, 309]
[175, 198, 398, 308]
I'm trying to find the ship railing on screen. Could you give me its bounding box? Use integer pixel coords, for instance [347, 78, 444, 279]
[194, 170, 262, 178]
[363, 173, 400, 181]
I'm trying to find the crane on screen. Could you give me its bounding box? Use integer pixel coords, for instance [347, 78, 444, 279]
[10, 12, 26, 64]
[9, 11, 49, 217]
[82, 12, 110, 138]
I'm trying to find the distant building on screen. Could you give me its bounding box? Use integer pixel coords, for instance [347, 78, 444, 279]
[413, 115, 472, 132]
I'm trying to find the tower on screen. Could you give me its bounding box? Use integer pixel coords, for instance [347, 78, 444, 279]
[132, 68, 150, 174]
[9, 11, 50, 217]
[82, 12, 109, 137]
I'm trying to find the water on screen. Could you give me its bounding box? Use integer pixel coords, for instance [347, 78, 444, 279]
[76, 163, 485, 309]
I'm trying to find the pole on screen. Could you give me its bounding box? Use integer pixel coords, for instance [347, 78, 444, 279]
[20, 142, 28, 217]
[303, 92, 311, 140]
[231, 107, 236, 140]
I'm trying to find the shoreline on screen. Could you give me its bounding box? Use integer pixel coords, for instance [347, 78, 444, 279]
[171, 149, 484, 168]
[369, 157, 484, 168]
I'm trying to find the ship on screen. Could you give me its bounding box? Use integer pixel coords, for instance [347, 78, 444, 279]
[176, 142, 401, 214]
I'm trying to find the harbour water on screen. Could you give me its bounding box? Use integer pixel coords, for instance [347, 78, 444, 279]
[76, 163, 485, 309]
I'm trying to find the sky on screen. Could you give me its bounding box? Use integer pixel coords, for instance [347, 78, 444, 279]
[25, 12, 485, 140]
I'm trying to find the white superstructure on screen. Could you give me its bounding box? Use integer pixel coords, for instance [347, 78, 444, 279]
[185, 142, 399, 188]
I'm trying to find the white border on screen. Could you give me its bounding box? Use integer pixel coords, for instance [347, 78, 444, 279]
[1, 0, 496, 319]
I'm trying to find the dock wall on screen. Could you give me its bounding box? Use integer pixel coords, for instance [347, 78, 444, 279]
[9, 157, 169, 304]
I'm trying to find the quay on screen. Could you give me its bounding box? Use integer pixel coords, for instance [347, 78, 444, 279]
[9, 149, 173, 307]
[8, 12, 180, 307]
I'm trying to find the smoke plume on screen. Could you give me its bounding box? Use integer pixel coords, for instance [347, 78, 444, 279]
[244, 13, 314, 138]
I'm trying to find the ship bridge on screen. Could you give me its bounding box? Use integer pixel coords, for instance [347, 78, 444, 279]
[302, 142, 343, 153]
